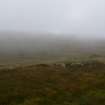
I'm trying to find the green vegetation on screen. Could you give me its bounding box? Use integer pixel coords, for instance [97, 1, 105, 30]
[0, 60, 105, 105]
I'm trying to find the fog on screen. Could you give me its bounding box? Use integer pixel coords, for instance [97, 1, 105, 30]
[0, 0, 105, 36]
[0, 0, 105, 62]
[0, 32, 105, 60]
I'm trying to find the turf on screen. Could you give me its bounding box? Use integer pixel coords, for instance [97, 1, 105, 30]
[0, 61, 105, 105]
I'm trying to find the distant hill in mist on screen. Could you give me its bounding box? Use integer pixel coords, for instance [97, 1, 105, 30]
[0, 32, 105, 59]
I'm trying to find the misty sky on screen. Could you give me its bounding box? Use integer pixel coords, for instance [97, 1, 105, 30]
[0, 0, 105, 37]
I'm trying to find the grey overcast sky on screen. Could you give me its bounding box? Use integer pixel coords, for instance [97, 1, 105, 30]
[0, 0, 105, 36]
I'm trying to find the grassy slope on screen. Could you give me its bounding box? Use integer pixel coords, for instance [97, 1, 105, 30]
[0, 61, 105, 105]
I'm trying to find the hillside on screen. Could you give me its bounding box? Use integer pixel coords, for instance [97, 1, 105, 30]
[0, 60, 105, 105]
[0, 32, 105, 64]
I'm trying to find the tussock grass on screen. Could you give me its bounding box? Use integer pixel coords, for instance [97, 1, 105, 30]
[0, 61, 105, 105]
